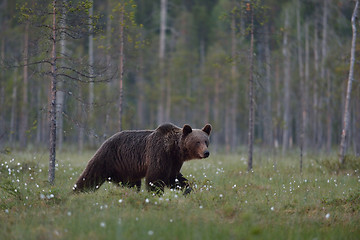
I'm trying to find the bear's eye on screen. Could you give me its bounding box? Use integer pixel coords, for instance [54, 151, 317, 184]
[196, 141, 200, 145]
[205, 141, 209, 147]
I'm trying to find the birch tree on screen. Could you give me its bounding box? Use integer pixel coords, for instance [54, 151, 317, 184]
[19, 22, 29, 148]
[297, 0, 304, 172]
[111, 0, 142, 131]
[56, 0, 67, 151]
[157, 0, 167, 125]
[247, 1, 255, 171]
[48, 0, 57, 184]
[339, 0, 358, 164]
[118, 4, 124, 131]
[282, 9, 290, 155]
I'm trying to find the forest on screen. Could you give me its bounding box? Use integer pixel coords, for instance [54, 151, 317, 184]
[0, 0, 359, 157]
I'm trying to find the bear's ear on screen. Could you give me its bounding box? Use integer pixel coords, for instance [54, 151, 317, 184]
[202, 124, 212, 135]
[183, 124, 192, 136]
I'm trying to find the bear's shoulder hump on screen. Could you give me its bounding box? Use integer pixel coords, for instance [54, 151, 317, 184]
[155, 123, 180, 135]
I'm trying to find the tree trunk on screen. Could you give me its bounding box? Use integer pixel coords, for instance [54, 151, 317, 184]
[78, 86, 84, 154]
[49, 0, 57, 185]
[36, 86, 42, 143]
[297, 0, 304, 173]
[118, 6, 125, 131]
[274, 62, 281, 154]
[57, 0, 67, 151]
[304, 22, 309, 151]
[88, 0, 94, 112]
[20, 22, 29, 148]
[157, 0, 167, 125]
[313, 24, 319, 148]
[105, 0, 112, 137]
[264, 23, 273, 147]
[136, 42, 145, 128]
[326, 71, 332, 152]
[282, 10, 290, 155]
[247, 5, 254, 171]
[321, 0, 328, 81]
[0, 34, 5, 138]
[88, 0, 94, 144]
[339, 0, 358, 164]
[0, 0, 7, 140]
[213, 69, 220, 151]
[230, 10, 239, 151]
[321, 0, 330, 152]
[10, 69, 18, 144]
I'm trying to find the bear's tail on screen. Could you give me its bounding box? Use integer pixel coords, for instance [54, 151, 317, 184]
[73, 157, 106, 193]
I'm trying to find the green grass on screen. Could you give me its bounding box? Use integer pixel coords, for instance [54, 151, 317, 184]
[0, 149, 359, 239]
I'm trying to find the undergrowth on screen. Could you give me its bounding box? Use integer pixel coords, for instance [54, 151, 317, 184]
[0, 150, 359, 239]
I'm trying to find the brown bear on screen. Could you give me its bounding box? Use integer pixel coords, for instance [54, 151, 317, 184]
[73, 123, 211, 195]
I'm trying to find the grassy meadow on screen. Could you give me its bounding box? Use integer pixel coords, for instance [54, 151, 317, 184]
[0, 148, 359, 239]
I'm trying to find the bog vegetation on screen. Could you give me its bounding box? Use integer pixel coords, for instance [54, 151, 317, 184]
[1, 150, 359, 239]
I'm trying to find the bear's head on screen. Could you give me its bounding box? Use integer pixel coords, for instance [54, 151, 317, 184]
[182, 124, 212, 160]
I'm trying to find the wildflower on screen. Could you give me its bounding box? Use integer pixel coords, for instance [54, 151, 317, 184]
[148, 230, 154, 236]
[100, 222, 106, 228]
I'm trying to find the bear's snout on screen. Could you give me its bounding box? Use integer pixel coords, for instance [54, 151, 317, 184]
[203, 150, 210, 158]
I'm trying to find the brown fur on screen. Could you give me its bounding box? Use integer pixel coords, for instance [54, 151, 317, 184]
[73, 123, 212, 194]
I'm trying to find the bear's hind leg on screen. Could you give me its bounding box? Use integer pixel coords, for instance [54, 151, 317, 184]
[74, 176, 106, 192]
[120, 180, 142, 191]
[146, 178, 165, 195]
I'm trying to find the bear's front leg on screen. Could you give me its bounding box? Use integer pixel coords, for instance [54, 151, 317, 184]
[170, 173, 192, 195]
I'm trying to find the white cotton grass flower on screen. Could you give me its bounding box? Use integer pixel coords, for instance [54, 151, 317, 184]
[100, 222, 106, 228]
[325, 213, 330, 219]
[148, 230, 154, 236]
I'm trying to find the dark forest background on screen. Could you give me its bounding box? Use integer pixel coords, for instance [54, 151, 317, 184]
[0, 0, 359, 156]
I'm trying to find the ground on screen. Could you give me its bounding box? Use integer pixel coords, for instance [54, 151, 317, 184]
[0, 148, 359, 239]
